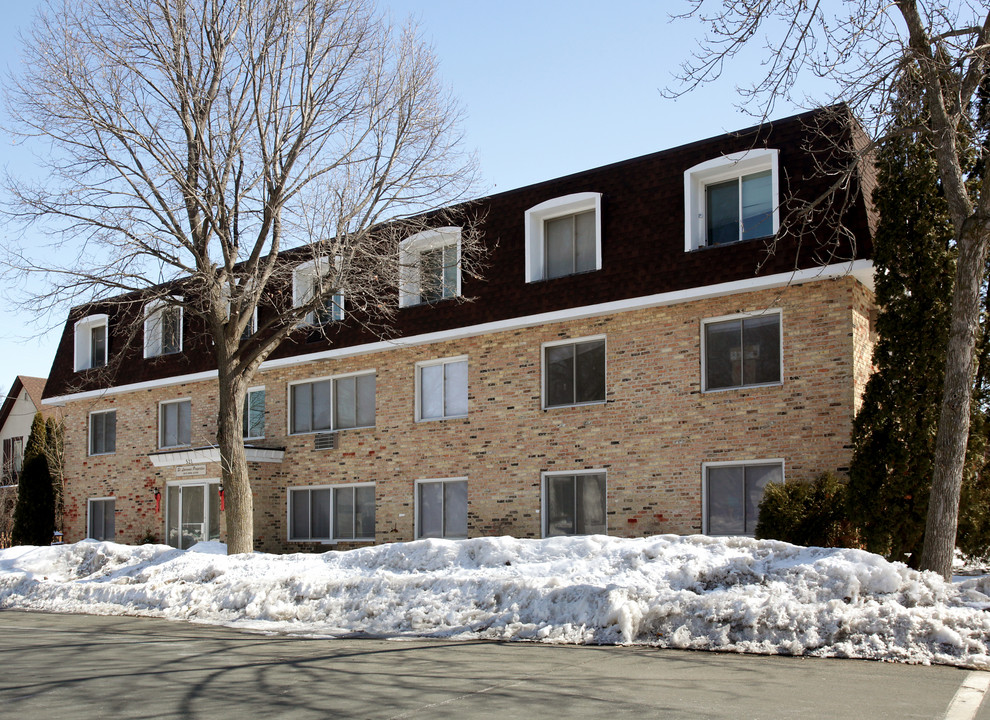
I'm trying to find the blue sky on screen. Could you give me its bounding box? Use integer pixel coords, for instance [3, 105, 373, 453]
[0, 0, 830, 400]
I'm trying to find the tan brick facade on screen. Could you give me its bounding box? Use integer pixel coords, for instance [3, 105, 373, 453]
[59, 275, 874, 552]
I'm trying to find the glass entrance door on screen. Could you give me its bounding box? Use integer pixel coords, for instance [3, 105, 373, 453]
[166, 482, 220, 549]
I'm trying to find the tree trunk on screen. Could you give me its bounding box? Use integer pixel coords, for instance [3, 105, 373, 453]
[216, 373, 254, 555]
[920, 220, 989, 579]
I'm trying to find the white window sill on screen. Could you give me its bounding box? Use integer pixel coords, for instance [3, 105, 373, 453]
[702, 381, 783, 394]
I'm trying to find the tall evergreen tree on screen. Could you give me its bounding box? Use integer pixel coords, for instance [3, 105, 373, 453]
[846, 94, 956, 567]
[11, 413, 54, 546]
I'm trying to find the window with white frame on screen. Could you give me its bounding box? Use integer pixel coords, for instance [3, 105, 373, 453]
[684, 149, 779, 251]
[703, 312, 781, 391]
[243, 387, 265, 440]
[524, 193, 602, 282]
[416, 357, 468, 421]
[89, 410, 117, 455]
[73, 314, 108, 371]
[543, 471, 606, 537]
[1, 437, 23, 485]
[288, 484, 375, 542]
[289, 372, 375, 434]
[144, 301, 182, 357]
[543, 337, 606, 408]
[399, 227, 461, 307]
[293, 258, 344, 325]
[88, 497, 115, 541]
[416, 478, 468, 539]
[159, 399, 192, 448]
[704, 461, 782, 536]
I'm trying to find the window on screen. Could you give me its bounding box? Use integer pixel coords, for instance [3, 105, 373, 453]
[160, 399, 192, 448]
[288, 484, 375, 542]
[543, 471, 606, 537]
[399, 227, 461, 307]
[89, 410, 117, 455]
[543, 337, 606, 408]
[73, 314, 108, 371]
[525, 193, 602, 282]
[88, 497, 115, 541]
[416, 357, 468, 421]
[289, 372, 376, 434]
[704, 461, 782, 536]
[703, 312, 781, 391]
[1, 437, 23, 485]
[416, 478, 468, 539]
[293, 258, 344, 325]
[144, 301, 182, 357]
[243, 387, 265, 440]
[684, 149, 779, 251]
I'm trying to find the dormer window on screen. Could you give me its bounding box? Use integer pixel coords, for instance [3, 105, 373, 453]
[293, 258, 344, 324]
[399, 227, 461, 307]
[144, 301, 182, 358]
[525, 193, 602, 282]
[684, 149, 779, 251]
[73, 314, 108, 371]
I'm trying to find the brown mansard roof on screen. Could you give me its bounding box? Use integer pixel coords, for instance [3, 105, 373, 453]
[44, 105, 874, 400]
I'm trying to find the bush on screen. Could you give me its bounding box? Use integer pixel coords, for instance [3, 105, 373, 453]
[10, 454, 54, 546]
[755, 472, 858, 548]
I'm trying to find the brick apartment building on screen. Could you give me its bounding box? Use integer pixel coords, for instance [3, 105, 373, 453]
[41, 106, 877, 553]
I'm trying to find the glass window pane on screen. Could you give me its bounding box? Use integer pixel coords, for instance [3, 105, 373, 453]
[546, 344, 575, 407]
[444, 480, 468, 538]
[577, 474, 606, 535]
[90, 500, 103, 540]
[575, 340, 606, 403]
[356, 374, 376, 428]
[707, 466, 745, 535]
[313, 380, 332, 431]
[208, 484, 220, 541]
[444, 361, 468, 417]
[705, 320, 742, 390]
[334, 376, 357, 429]
[162, 307, 180, 354]
[545, 215, 574, 279]
[292, 384, 312, 434]
[355, 485, 375, 539]
[442, 244, 458, 298]
[244, 390, 265, 439]
[105, 412, 116, 453]
[419, 482, 443, 538]
[178, 401, 191, 446]
[706, 179, 740, 245]
[311, 488, 331, 539]
[91, 324, 106, 368]
[162, 403, 178, 447]
[546, 475, 575, 537]
[742, 316, 781, 385]
[91, 414, 104, 454]
[420, 364, 443, 420]
[167, 485, 180, 547]
[574, 210, 596, 273]
[334, 486, 355, 539]
[291, 489, 310, 540]
[745, 465, 780, 535]
[420, 247, 443, 303]
[741, 170, 773, 241]
[104, 499, 115, 540]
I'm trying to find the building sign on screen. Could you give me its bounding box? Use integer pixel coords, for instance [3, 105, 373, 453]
[175, 464, 207, 478]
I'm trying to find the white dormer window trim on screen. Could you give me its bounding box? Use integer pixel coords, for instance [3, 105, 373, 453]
[684, 149, 780, 252]
[524, 192, 602, 283]
[293, 257, 344, 325]
[73, 314, 109, 372]
[144, 300, 183, 358]
[399, 227, 462, 308]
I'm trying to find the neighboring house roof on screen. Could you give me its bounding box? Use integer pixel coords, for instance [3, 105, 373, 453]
[0, 376, 49, 432]
[43, 105, 876, 401]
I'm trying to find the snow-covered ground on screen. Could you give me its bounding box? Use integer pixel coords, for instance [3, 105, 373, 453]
[1, 534, 989, 669]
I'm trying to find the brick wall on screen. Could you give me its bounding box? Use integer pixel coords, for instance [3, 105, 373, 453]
[60, 275, 873, 552]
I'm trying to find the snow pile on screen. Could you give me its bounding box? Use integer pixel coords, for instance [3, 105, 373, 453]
[1, 534, 989, 668]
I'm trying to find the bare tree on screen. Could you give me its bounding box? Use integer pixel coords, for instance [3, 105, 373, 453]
[1, 0, 482, 554]
[668, 1, 990, 579]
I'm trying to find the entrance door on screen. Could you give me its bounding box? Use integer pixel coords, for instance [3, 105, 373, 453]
[166, 482, 220, 549]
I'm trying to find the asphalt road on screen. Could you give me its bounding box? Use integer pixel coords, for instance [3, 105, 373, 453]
[0, 609, 987, 719]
